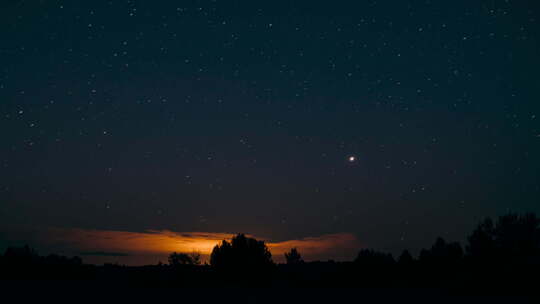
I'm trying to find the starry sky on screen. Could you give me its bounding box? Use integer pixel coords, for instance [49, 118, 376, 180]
[1, 0, 539, 264]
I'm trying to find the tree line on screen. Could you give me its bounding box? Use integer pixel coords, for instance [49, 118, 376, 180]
[1, 213, 539, 291]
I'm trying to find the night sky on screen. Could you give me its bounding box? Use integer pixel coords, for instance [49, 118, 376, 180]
[1, 1, 539, 264]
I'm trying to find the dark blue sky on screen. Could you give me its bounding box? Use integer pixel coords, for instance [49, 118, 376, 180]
[1, 0, 539, 260]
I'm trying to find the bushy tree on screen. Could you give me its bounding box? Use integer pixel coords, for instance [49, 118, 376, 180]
[210, 234, 273, 270]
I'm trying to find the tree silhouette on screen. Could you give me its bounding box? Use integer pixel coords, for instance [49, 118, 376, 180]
[466, 217, 495, 259]
[168, 251, 201, 266]
[43, 254, 82, 266]
[398, 249, 414, 265]
[284, 248, 303, 264]
[419, 237, 463, 265]
[4, 245, 39, 265]
[467, 213, 540, 262]
[210, 233, 273, 270]
[354, 249, 394, 266]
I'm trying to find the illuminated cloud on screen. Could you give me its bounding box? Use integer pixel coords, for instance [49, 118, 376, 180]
[40, 228, 361, 265]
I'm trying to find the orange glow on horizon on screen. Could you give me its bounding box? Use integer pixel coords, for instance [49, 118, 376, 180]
[42, 228, 361, 264]
[45, 228, 234, 255]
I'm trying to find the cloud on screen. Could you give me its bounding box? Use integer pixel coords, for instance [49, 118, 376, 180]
[40, 228, 361, 265]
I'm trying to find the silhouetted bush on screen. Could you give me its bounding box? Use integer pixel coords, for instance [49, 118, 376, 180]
[168, 252, 201, 266]
[284, 248, 303, 265]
